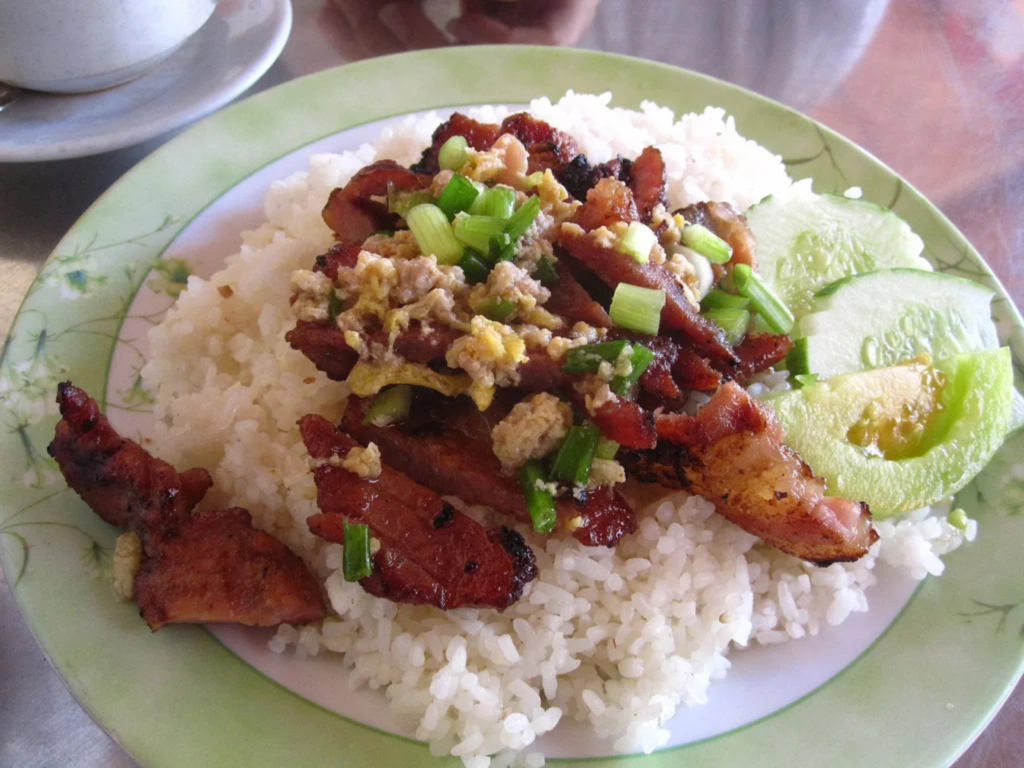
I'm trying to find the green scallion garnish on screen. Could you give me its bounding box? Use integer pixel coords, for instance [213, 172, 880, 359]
[551, 424, 601, 486]
[681, 224, 733, 264]
[533, 255, 559, 287]
[436, 174, 480, 220]
[457, 250, 492, 284]
[405, 203, 464, 265]
[609, 284, 665, 336]
[327, 291, 343, 322]
[477, 297, 517, 322]
[617, 221, 658, 264]
[595, 438, 620, 461]
[438, 135, 469, 172]
[732, 263, 795, 334]
[453, 213, 506, 255]
[793, 373, 819, 388]
[562, 340, 633, 373]
[504, 195, 542, 241]
[470, 185, 516, 219]
[701, 288, 750, 313]
[520, 460, 557, 533]
[363, 385, 413, 426]
[387, 184, 433, 219]
[610, 344, 656, 396]
[342, 521, 374, 581]
[702, 307, 750, 346]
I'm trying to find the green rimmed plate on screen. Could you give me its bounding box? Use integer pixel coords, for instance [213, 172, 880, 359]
[2, 46, 1023, 767]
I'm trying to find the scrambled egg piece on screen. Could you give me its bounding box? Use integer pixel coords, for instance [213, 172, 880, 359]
[463, 134, 529, 185]
[347, 360, 474, 401]
[535, 169, 579, 225]
[112, 531, 142, 600]
[588, 459, 626, 488]
[362, 229, 421, 261]
[290, 270, 335, 323]
[447, 316, 528, 410]
[491, 393, 573, 470]
[341, 442, 382, 479]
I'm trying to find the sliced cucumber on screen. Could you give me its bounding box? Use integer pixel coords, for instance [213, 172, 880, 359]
[746, 191, 931, 317]
[765, 349, 1013, 517]
[792, 268, 997, 378]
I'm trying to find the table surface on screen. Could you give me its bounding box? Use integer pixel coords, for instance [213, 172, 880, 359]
[2, 0, 1023, 765]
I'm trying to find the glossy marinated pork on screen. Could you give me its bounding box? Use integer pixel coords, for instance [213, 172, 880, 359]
[652, 382, 878, 565]
[342, 395, 638, 547]
[49, 383, 326, 629]
[300, 414, 537, 610]
[322, 160, 431, 242]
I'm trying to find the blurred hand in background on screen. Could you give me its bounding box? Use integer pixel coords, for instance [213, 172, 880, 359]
[327, 0, 598, 56]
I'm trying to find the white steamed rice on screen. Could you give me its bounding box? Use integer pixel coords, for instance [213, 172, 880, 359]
[141, 92, 974, 767]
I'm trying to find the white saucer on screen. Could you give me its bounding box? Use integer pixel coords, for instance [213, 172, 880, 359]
[0, 0, 292, 162]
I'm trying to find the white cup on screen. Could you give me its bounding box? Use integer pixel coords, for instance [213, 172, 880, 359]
[0, 0, 218, 93]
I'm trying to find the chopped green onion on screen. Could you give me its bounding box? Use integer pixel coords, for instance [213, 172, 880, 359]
[610, 344, 656, 396]
[405, 204, 464, 265]
[596, 438, 620, 461]
[562, 340, 632, 373]
[793, 373, 819, 388]
[533, 255, 559, 287]
[701, 288, 750, 313]
[787, 337, 810, 374]
[470, 186, 516, 219]
[551, 425, 601, 486]
[387, 184, 433, 219]
[609, 284, 665, 336]
[496, 233, 516, 262]
[681, 224, 733, 264]
[327, 291, 343, 322]
[948, 508, 969, 531]
[732, 264, 795, 334]
[363, 385, 413, 426]
[520, 460, 557, 533]
[342, 521, 374, 581]
[617, 221, 657, 264]
[477, 297, 517, 322]
[438, 135, 469, 171]
[436, 174, 480, 220]
[453, 213, 506, 255]
[504, 195, 541, 241]
[563, 341, 653, 394]
[702, 307, 750, 346]
[457, 250, 492, 284]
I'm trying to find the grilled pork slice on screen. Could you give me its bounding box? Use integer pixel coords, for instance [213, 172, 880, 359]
[136, 508, 325, 630]
[498, 113, 580, 174]
[343, 396, 638, 547]
[543, 258, 612, 328]
[410, 112, 503, 175]
[628, 147, 668, 224]
[322, 160, 431, 242]
[677, 201, 757, 272]
[570, 177, 640, 232]
[300, 415, 537, 610]
[48, 381, 212, 552]
[651, 382, 877, 565]
[559, 220, 737, 364]
[716, 333, 794, 383]
[49, 382, 326, 629]
[555, 154, 633, 203]
[286, 321, 462, 382]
